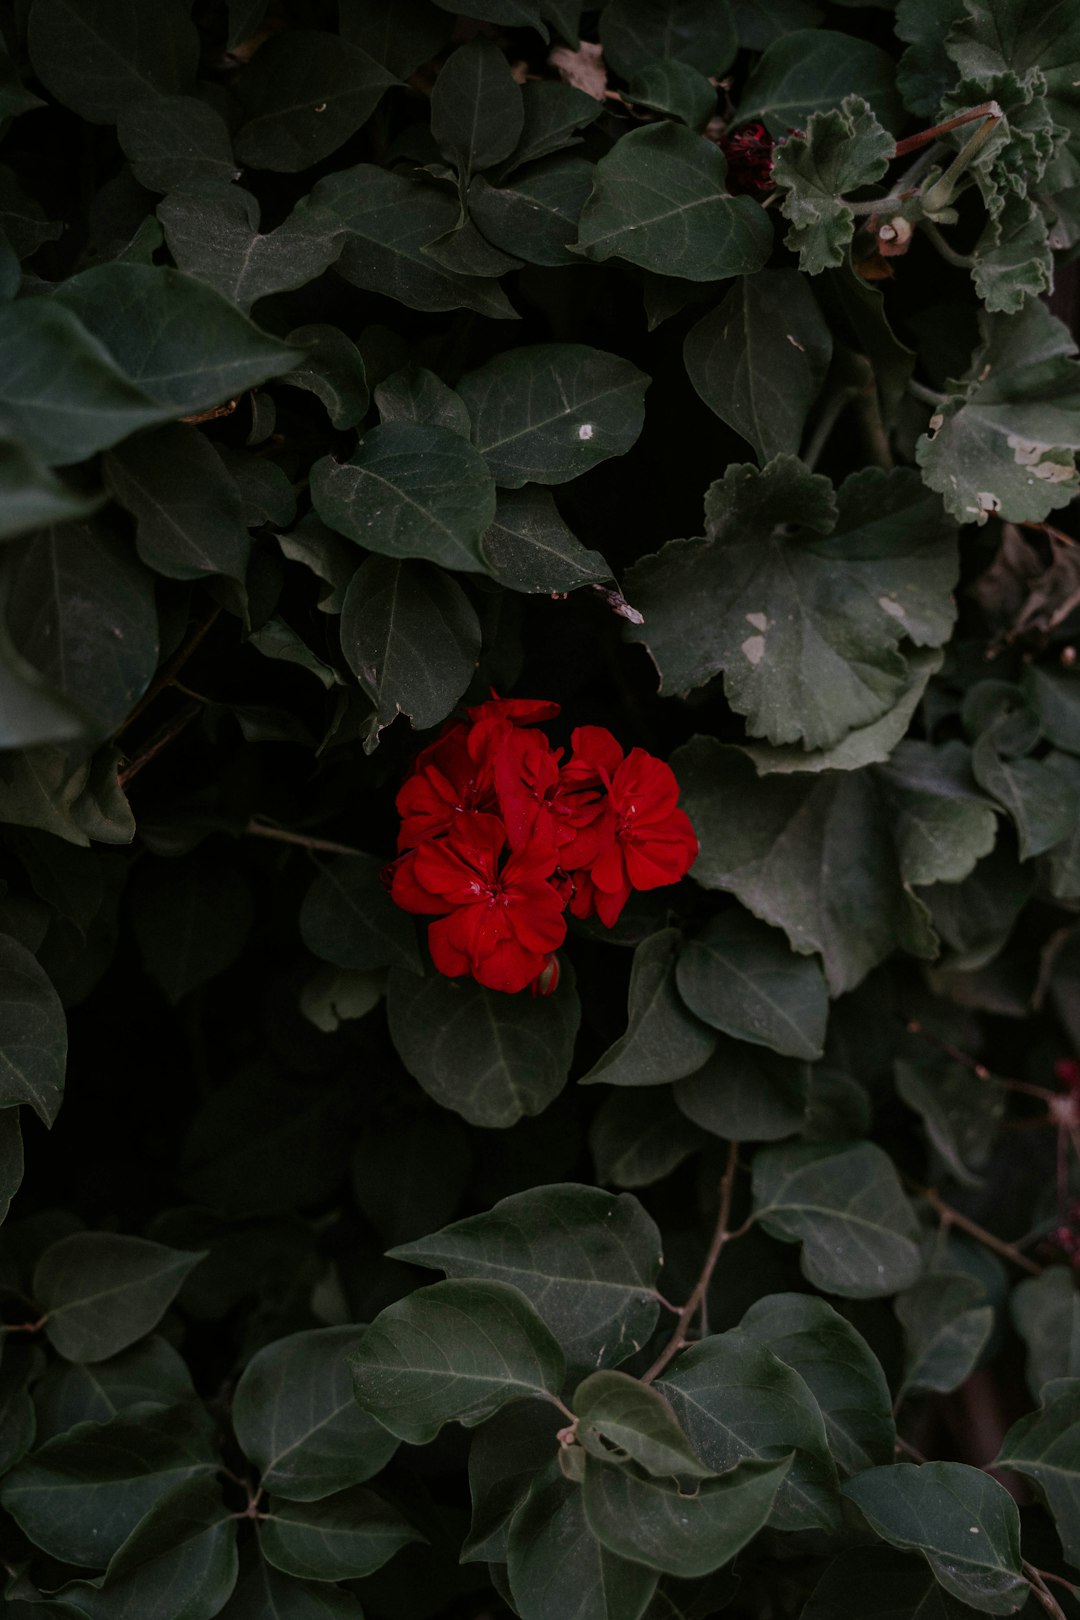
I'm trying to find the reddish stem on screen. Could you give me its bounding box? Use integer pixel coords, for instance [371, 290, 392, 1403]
[892, 101, 1000, 159]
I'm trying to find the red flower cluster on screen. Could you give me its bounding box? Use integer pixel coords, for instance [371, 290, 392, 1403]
[719, 121, 775, 197]
[389, 697, 698, 995]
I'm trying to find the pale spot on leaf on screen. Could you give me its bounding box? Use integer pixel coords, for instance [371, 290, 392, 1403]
[578, 423, 594, 440]
[878, 596, 905, 620]
[741, 634, 766, 666]
[745, 611, 768, 631]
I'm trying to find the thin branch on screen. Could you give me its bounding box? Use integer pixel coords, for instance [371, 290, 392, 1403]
[920, 1186, 1043, 1276]
[920, 219, 976, 269]
[115, 605, 222, 738]
[640, 1141, 750, 1385]
[1024, 1562, 1071, 1620]
[892, 101, 1002, 159]
[118, 701, 201, 788]
[180, 398, 239, 424]
[243, 819, 367, 858]
[894, 1435, 928, 1463]
[905, 1020, 1055, 1102]
[907, 379, 948, 408]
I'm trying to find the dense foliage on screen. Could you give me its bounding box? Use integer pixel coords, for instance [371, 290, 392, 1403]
[3, 0, 1080, 1616]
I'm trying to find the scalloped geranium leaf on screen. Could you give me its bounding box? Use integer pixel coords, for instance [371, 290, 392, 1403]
[771, 95, 895, 275]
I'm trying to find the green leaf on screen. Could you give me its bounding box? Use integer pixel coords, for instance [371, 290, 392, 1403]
[582, 1452, 792, 1578]
[27, 0, 198, 124]
[116, 94, 238, 194]
[971, 194, 1054, 316]
[738, 1293, 895, 1475]
[34, 1233, 206, 1362]
[54, 1476, 239, 1620]
[33, 1336, 195, 1444]
[738, 31, 901, 135]
[431, 40, 524, 175]
[842, 1461, 1027, 1615]
[916, 300, 1080, 525]
[479, 485, 610, 593]
[339, 0, 450, 78]
[234, 31, 395, 173]
[507, 1466, 659, 1620]
[352, 1112, 471, 1248]
[894, 1058, 1005, 1186]
[309, 164, 518, 320]
[0, 745, 134, 848]
[157, 183, 344, 315]
[385, 959, 581, 1129]
[1024, 664, 1080, 754]
[658, 1329, 842, 1532]
[995, 1378, 1080, 1570]
[463, 1401, 563, 1565]
[233, 1327, 399, 1502]
[338, 557, 481, 753]
[375, 365, 470, 436]
[674, 1037, 807, 1142]
[0, 299, 170, 465]
[0, 1105, 23, 1228]
[599, 0, 736, 76]
[581, 929, 717, 1087]
[626, 461, 957, 752]
[219, 1550, 367, 1618]
[130, 860, 253, 1003]
[458, 342, 648, 489]
[504, 79, 603, 170]
[877, 739, 999, 887]
[7, 519, 158, 740]
[973, 733, 1077, 860]
[0, 934, 65, 1124]
[260, 1485, 421, 1581]
[752, 1141, 922, 1297]
[574, 1370, 712, 1477]
[896, 1273, 993, 1398]
[676, 910, 828, 1062]
[671, 737, 938, 995]
[575, 123, 772, 281]
[590, 1086, 705, 1188]
[683, 270, 832, 464]
[105, 423, 250, 584]
[388, 1183, 662, 1375]
[625, 61, 717, 130]
[0, 1342, 36, 1476]
[0, 440, 102, 543]
[299, 855, 421, 975]
[0, 1403, 217, 1568]
[312, 421, 495, 571]
[1011, 1269, 1080, 1399]
[471, 157, 595, 268]
[349, 1278, 566, 1444]
[804, 1547, 992, 1620]
[771, 96, 895, 274]
[895, 0, 967, 118]
[278, 325, 369, 430]
[52, 263, 300, 418]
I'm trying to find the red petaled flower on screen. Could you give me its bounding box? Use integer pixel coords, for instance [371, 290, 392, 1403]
[718, 121, 775, 197]
[388, 695, 698, 993]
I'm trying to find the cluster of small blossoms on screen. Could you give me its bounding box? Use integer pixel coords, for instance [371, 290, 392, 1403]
[719, 121, 776, 196]
[387, 697, 698, 996]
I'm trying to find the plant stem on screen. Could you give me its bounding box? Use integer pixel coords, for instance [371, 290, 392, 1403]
[920, 219, 976, 269]
[919, 1186, 1043, 1276]
[116, 605, 222, 738]
[802, 385, 858, 472]
[920, 107, 1003, 215]
[640, 1141, 749, 1384]
[907, 379, 948, 408]
[892, 102, 1002, 160]
[1024, 1562, 1071, 1620]
[118, 701, 201, 788]
[244, 819, 367, 858]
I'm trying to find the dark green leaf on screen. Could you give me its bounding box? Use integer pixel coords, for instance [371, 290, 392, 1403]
[158, 183, 344, 315]
[219, 1549, 367, 1617]
[752, 1141, 922, 1297]
[479, 485, 610, 593]
[389, 1182, 662, 1375]
[737, 31, 901, 135]
[235, 31, 395, 173]
[599, 0, 737, 77]
[591, 1086, 705, 1188]
[582, 1452, 792, 1578]
[504, 80, 603, 170]
[676, 911, 828, 1062]
[233, 1327, 399, 1501]
[431, 40, 524, 175]
[463, 1401, 562, 1564]
[33, 1336, 195, 1444]
[803, 1547, 990, 1620]
[375, 365, 470, 436]
[339, 0, 451, 78]
[1011, 1270, 1080, 1398]
[471, 157, 595, 268]
[659, 1329, 842, 1531]
[310, 164, 519, 320]
[27, 0, 198, 124]
[130, 861, 253, 1003]
[894, 1058, 1005, 1186]
[626, 61, 717, 130]
[312, 421, 495, 571]
[386, 959, 581, 1128]
[458, 343, 648, 489]
[896, 1272, 993, 1398]
[260, 1486, 421, 1581]
[576, 124, 772, 281]
[507, 1466, 659, 1620]
[582, 929, 717, 1087]
[771, 96, 895, 274]
[349, 1278, 566, 1443]
[7, 519, 158, 740]
[0, 1403, 216, 1567]
[995, 1379, 1080, 1571]
[0, 440, 102, 543]
[574, 1370, 712, 1477]
[339, 557, 481, 752]
[117, 94, 238, 194]
[683, 271, 832, 464]
[299, 855, 421, 975]
[0, 934, 65, 1124]
[842, 1461, 1027, 1615]
[674, 1037, 807, 1142]
[738, 1293, 895, 1475]
[279, 325, 369, 430]
[105, 423, 251, 584]
[35, 1233, 205, 1363]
